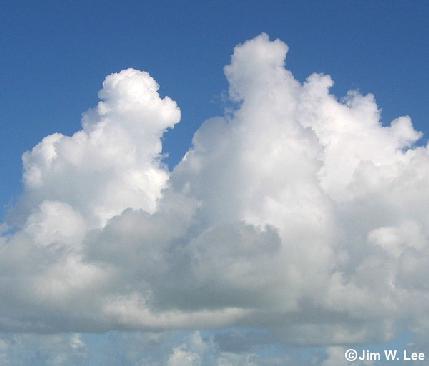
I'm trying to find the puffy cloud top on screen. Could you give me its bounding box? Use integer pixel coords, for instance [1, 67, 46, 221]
[21, 68, 180, 228]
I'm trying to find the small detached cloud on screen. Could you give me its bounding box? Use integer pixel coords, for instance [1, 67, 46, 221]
[1, 33, 429, 358]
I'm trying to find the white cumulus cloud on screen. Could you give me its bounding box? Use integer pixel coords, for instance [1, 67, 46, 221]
[1, 33, 429, 358]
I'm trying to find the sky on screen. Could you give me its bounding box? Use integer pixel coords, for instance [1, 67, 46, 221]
[1, 1, 429, 365]
[1, 0, 429, 214]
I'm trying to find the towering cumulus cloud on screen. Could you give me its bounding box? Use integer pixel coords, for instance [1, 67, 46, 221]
[1, 34, 429, 350]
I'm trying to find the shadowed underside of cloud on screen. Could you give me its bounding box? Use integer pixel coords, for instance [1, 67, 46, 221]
[1, 34, 429, 353]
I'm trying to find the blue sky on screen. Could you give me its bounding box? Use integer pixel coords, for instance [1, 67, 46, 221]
[1, 1, 429, 365]
[1, 0, 428, 215]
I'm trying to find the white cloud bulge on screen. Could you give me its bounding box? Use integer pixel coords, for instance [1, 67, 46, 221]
[1, 33, 429, 352]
